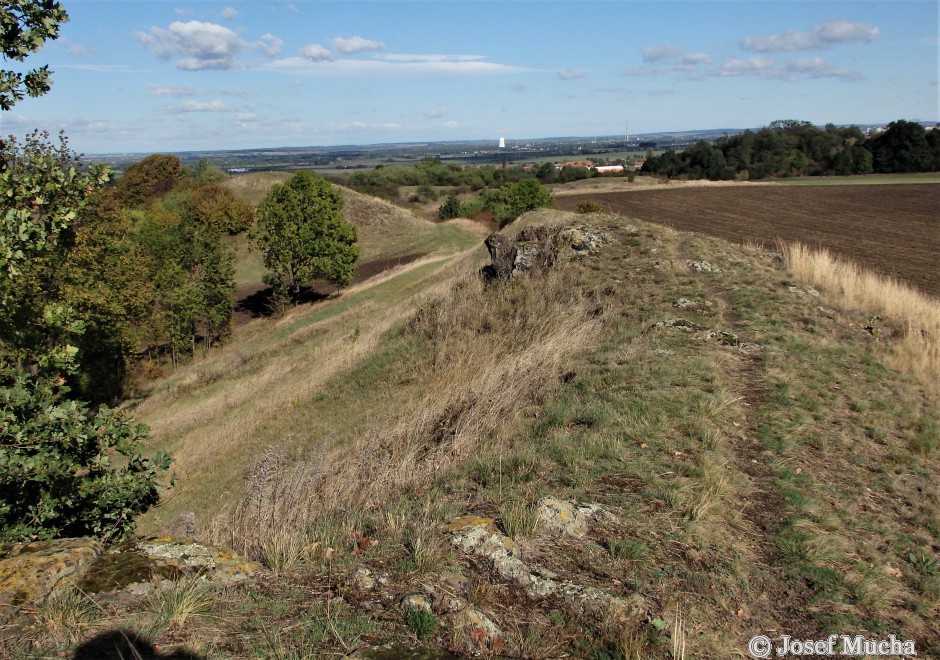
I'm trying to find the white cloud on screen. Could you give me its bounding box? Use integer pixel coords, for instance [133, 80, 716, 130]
[257, 34, 283, 57]
[682, 52, 712, 65]
[55, 63, 151, 74]
[147, 84, 196, 96]
[740, 19, 879, 52]
[136, 21, 247, 70]
[814, 19, 880, 45]
[330, 36, 385, 54]
[158, 100, 236, 114]
[423, 109, 448, 119]
[740, 31, 815, 53]
[220, 6, 238, 20]
[136, 21, 283, 70]
[264, 56, 528, 77]
[66, 42, 91, 57]
[786, 57, 864, 81]
[378, 54, 485, 62]
[622, 65, 665, 77]
[634, 46, 711, 76]
[219, 87, 254, 98]
[299, 44, 333, 61]
[643, 45, 683, 63]
[557, 69, 586, 80]
[714, 57, 777, 77]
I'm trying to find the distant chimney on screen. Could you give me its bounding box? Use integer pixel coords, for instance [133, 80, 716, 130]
[498, 137, 506, 149]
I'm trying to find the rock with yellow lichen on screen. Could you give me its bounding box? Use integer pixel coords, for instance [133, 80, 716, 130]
[0, 535, 262, 614]
[0, 538, 104, 610]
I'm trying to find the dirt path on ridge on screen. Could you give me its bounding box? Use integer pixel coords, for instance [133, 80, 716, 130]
[673, 233, 818, 636]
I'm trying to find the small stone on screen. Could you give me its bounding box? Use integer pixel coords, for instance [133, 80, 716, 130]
[350, 567, 375, 591]
[686, 260, 719, 273]
[535, 497, 606, 538]
[400, 594, 433, 613]
[453, 606, 502, 646]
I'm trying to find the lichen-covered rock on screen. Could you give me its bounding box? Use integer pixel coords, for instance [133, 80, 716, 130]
[135, 536, 261, 584]
[442, 515, 498, 535]
[0, 535, 260, 612]
[400, 594, 433, 613]
[74, 548, 182, 595]
[452, 606, 502, 651]
[0, 538, 103, 611]
[686, 260, 720, 273]
[534, 497, 608, 538]
[482, 223, 608, 279]
[447, 515, 646, 624]
[653, 318, 705, 332]
[699, 329, 740, 347]
[557, 226, 607, 253]
[351, 567, 376, 591]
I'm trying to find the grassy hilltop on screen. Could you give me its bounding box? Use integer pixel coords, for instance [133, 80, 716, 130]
[16, 173, 940, 657]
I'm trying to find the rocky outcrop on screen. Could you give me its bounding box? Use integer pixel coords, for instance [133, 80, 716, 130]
[447, 515, 646, 624]
[0, 538, 104, 610]
[482, 223, 608, 279]
[534, 497, 612, 538]
[0, 535, 261, 613]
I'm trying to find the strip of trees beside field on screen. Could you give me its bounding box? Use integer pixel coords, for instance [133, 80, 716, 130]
[642, 119, 940, 181]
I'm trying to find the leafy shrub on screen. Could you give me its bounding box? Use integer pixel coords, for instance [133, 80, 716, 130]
[575, 201, 605, 214]
[438, 196, 461, 220]
[483, 178, 555, 228]
[0, 375, 170, 543]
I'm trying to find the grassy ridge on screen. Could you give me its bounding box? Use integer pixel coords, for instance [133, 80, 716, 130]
[26, 186, 935, 656]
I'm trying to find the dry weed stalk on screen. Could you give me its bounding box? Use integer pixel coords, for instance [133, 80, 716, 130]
[784, 242, 940, 390]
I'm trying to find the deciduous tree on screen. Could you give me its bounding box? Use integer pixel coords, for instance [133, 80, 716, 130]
[0, 0, 68, 110]
[254, 172, 359, 302]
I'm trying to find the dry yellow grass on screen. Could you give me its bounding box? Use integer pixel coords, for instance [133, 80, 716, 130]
[784, 241, 940, 390]
[137, 253, 468, 491]
[212, 266, 602, 554]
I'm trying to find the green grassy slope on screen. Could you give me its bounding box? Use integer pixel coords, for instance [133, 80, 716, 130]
[29, 189, 936, 657]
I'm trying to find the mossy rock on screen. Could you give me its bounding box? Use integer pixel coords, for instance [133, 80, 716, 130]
[0, 538, 103, 610]
[74, 551, 183, 595]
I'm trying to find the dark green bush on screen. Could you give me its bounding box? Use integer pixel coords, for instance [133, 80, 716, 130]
[0, 375, 170, 543]
[575, 201, 605, 214]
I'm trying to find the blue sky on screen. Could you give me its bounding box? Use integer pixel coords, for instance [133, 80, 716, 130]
[3, 0, 937, 154]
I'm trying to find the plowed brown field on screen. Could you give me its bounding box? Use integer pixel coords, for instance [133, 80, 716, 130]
[558, 184, 939, 296]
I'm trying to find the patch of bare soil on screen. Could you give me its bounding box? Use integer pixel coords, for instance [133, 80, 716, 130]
[559, 184, 940, 296]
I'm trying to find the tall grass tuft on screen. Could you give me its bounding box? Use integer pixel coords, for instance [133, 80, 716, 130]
[784, 242, 940, 390]
[35, 588, 100, 646]
[147, 573, 214, 630]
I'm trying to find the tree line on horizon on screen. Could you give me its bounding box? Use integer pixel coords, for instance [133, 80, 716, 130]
[641, 119, 940, 181]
